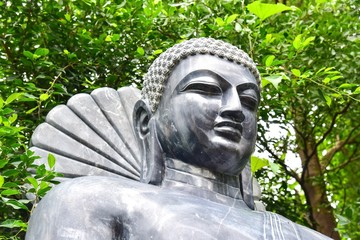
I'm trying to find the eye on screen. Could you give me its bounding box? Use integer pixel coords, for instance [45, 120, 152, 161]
[239, 95, 258, 110]
[181, 82, 222, 96]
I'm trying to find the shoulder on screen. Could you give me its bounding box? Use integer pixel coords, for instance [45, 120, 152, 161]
[33, 176, 164, 215]
[262, 211, 332, 240]
[26, 176, 159, 240]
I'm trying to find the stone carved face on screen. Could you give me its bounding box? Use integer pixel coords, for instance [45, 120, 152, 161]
[153, 54, 260, 176]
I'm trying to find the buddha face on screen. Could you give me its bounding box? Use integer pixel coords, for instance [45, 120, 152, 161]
[153, 54, 260, 176]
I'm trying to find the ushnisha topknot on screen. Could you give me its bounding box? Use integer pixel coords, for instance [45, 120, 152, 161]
[142, 37, 261, 113]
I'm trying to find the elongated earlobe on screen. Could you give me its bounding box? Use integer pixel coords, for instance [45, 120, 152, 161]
[134, 100, 152, 139]
[133, 99, 164, 185]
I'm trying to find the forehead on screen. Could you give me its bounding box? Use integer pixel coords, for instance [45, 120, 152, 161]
[164, 54, 258, 94]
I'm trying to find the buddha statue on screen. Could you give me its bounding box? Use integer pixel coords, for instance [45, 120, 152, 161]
[26, 38, 330, 239]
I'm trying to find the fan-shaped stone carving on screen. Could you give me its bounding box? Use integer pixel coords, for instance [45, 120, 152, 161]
[30, 87, 141, 180]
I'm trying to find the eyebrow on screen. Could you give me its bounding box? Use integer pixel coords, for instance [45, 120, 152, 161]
[180, 69, 223, 84]
[180, 69, 260, 97]
[237, 82, 260, 99]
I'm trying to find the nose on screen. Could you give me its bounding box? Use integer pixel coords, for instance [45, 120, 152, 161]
[219, 88, 245, 123]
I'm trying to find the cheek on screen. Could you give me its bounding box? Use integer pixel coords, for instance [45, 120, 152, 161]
[186, 97, 220, 131]
[172, 96, 220, 140]
[242, 112, 257, 140]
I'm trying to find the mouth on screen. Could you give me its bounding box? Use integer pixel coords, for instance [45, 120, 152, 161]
[214, 121, 242, 142]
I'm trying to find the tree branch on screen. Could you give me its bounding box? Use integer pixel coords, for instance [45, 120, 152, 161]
[0, 38, 13, 61]
[310, 102, 352, 159]
[320, 125, 360, 170]
[300, 102, 352, 182]
[263, 143, 301, 184]
[327, 155, 360, 173]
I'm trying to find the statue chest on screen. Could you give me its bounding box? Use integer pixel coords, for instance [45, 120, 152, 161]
[26, 177, 326, 240]
[116, 190, 290, 240]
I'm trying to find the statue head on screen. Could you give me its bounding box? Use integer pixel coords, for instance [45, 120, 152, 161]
[134, 38, 261, 184]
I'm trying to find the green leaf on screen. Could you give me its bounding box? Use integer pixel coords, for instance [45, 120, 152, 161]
[293, 34, 302, 50]
[251, 156, 269, 173]
[39, 181, 49, 190]
[5, 93, 23, 104]
[215, 17, 225, 27]
[291, 69, 301, 77]
[0, 219, 27, 229]
[0, 97, 3, 109]
[8, 113, 17, 123]
[36, 165, 46, 177]
[65, 13, 71, 21]
[26, 106, 39, 114]
[226, 14, 238, 24]
[0, 176, 4, 189]
[335, 213, 351, 226]
[324, 95, 332, 107]
[2, 169, 19, 177]
[318, 89, 332, 107]
[27, 177, 38, 190]
[339, 83, 357, 89]
[48, 153, 56, 169]
[5, 199, 29, 210]
[67, 53, 77, 59]
[1, 189, 20, 196]
[0, 126, 16, 136]
[105, 35, 112, 42]
[112, 34, 120, 42]
[324, 67, 334, 72]
[269, 162, 280, 173]
[330, 75, 343, 81]
[143, 6, 151, 16]
[23, 50, 33, 59]
[263, 75, 283, 89]
[353, 86, 360, 94]
[302, 36, 315, 48]
[153, 49, 163, 55]
[137, 47, 145, 56]
[38, 181, 51, 196]
[3, 182, 17, 188]
[2, 107, 13, 115]
[33, 53, 40, 59]
[247, 1, 293, 21]
[322, 77, 330, 84]
[0, 159, 9, 168]
[39, 93, 49, 101]
[265, 55, 275, 67]
[35, 48, 49, 56]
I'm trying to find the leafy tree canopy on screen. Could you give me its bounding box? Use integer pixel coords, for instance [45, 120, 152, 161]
[0, 0, 359, 239]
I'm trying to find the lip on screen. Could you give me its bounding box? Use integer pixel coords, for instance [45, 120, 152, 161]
[214, 121, 242, 142]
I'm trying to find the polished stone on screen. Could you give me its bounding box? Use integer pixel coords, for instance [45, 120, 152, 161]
[26, 38, 331, 240]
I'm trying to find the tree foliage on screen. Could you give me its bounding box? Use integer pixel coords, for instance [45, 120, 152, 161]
[0, 0, 359, 239]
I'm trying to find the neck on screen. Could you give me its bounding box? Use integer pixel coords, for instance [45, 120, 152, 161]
[161, 158, 246, 207]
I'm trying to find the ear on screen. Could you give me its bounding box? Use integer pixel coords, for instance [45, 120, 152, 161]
[134, 99, 152, 140]
[133, 99, 164, 185]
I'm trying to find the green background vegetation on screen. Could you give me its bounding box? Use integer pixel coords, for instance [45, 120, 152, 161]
[0, 0, 359, 239]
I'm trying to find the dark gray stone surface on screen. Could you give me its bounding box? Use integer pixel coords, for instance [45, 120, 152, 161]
[30, 87, 141, 179]
[26, 38, 331, 240]
[27, 175, 329, 240]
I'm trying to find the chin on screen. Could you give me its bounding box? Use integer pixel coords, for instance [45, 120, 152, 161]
[211, 136, 242, 152]
[205, 137, 251, 175]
